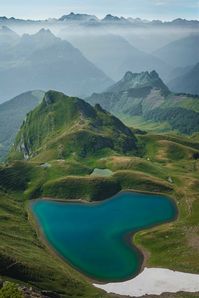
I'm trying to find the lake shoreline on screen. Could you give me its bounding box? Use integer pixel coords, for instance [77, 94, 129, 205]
[30, 187, 175, 204]
[28, 189, 178, 283]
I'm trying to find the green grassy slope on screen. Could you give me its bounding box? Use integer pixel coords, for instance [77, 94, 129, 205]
[0, 188, 108, 297]
[0, 130, 199, 295]
[0, 91, 44, 161]
[9, 90, 137, 162]
[87, 71, 199, 134]
[134, 133, 199, 274]
[1, 87, 199, 297]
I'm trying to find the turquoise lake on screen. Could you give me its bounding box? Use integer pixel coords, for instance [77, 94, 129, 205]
[30, 191, 177, 281]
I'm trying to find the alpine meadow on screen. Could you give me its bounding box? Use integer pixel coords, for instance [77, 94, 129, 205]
[0, 1, 199, 298]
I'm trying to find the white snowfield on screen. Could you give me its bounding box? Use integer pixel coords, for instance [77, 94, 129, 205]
[93, 268, 199, 297]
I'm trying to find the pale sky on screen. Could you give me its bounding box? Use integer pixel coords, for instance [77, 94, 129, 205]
[0, 0, 198, 20]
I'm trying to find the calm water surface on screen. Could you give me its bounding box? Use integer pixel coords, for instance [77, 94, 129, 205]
[31, 192, 177, 281]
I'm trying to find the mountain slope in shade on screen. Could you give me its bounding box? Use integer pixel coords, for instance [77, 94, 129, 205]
[168, 63, 199, 95]
[66, 33, 171, 81]
[0, 26, 20, 69]
[0, 91, 44, 161]
[87, 71, 199, 134]
[9, 90, 137, 161]
[87, 70, 170, 114]
[0, 28, 113, 101]
[154, 34, 199, 68]
[0, 25, 19, 45]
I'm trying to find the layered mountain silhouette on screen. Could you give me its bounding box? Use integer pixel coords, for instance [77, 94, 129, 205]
[87, 71, 199, 134]
[154, 34, 199, 68]
[67, 33, 171, 81]
[10, 91, 137, 161]
[1, 14, 198, 27]
[87, 70, 170, 114]
[0, 28, 113, 101]
[168, 62, 199, 95]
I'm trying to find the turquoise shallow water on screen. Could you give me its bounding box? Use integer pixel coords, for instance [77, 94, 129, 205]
[31, 191, 177, 281]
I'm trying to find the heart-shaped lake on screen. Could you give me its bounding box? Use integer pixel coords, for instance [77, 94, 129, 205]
[30, 191, 177, 281]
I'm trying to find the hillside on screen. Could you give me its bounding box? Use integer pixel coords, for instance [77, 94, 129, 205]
[154, 34, 199, 68]
[168, 63, 199, 95]
[1, 89, 199, 296]
[9, 90, 137, 161]
[0, 91, 44, 161]
[66, 32, 171, 81]
[0, 25, 19, 45]
[87, 71, 199, 134]
[0, 186, 107, 297]
[1, 129, 199, 296]
[0, 28, 113, 101]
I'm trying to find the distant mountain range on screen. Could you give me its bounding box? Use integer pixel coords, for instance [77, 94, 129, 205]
[0, 28, 112, 101]
[168, 62, 199, 95]
[9, 90, 137, 161]
[59, 12, 98, 22]
[0, 13, 198, 27]
[1, 67, 199, 162]
[0, 14, 198, 95]
[87, 70, 199, 134]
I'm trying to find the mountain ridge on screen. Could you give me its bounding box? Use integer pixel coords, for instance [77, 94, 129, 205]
[0, 14, 199, 26]
[9, 90, 137, 161]
[0, 28, 113, 101]
[87, 70, 199, 134]
[66, 33, 171, 81]
[154, 34, 199, 68]
[107, 70, 169, 95]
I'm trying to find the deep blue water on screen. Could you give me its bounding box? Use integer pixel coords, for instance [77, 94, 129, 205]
[31, 191, 177, 281]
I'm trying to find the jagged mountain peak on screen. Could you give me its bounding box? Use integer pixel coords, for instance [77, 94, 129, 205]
[101, 14, 131, 24]
[103, 14, 120, 20]
[108, 70, 169, 94]
[59, 12, 98, 22]
[20, 28, 65, 52]
[31, 28, 56, 39]
[123, 70, 159, 82]
[102, 14, 125, 22]
[37, 28, 54, 35]
[22, 28, 56, 43]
